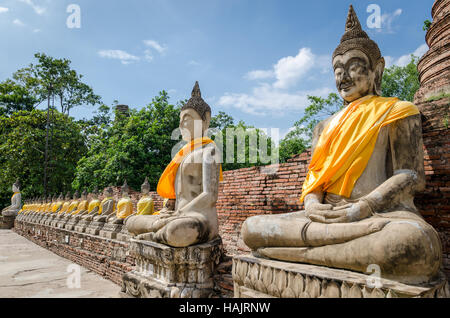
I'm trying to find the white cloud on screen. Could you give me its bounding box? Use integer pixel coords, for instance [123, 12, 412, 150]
[18, 0, 46, 15]
[188, 60, 200, 66]
[13, 19, 25, 27]
[98, 50, 140, 65]
[144, 49, 153, 62]
[0, 7, 9, 13]
[33, 28, 41, 33]
[218, 84, 333, 116]
[143, 40, 167, 54]
[222, 47, 333, 116]
[273, 48, 315, 89]
[385, 44, 428, 67]
[378, 8, 402, 34]
[244, 70, 274, 80]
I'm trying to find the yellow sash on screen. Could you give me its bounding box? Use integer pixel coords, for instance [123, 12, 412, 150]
[300, 96, 419, 202]
[116, 198, 134, 219]
[98, 197, 115, 215]
[136, 196, 154, 215]
[157, 137, 223, 199]
[88, 200, 101, 213]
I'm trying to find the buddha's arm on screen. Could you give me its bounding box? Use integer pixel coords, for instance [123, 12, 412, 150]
[177, 146, 219, 215]
[10, 193, 21, 210]
[309, 115, 425, 224]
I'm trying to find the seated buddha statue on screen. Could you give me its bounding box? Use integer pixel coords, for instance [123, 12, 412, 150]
[241, 6, 443, 285]
[66, 190, 88, 218]
[125, 82, 222, 248]
[123, 178, 154, 224]
[64, 191, 80, 216]
[76, 188, 101, 220]
[2, 179, 22, 217]
[86, 186, 115, 222]
[52, 193, 64, 214]
[106, 180, 133, 224]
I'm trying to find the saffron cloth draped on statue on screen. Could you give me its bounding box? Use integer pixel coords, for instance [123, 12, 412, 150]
[300, 95, 420, 202]
[157, 137, 223, 199]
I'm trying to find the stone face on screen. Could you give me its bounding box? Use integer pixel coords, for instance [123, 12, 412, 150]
[121, 237, 223, 298]
[232, 255, 449, 298]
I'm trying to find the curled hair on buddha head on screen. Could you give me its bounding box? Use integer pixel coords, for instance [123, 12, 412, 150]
[65, 191, 71, 200]
[58, 193, 63, 200]
[73, 190, 79, 199]
[13, 179, 21, 190]
[82, 189, 88, 197]
[141, 177, 150, 192]
[121, 179, 129, 194]
[106, 185, 114, 196]
[332, 5, 385, 95]
[181, 81, 212, 121]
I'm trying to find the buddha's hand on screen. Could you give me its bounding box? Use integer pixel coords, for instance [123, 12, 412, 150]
[305, 202, 333, 219]
[307, 199, 373, 224]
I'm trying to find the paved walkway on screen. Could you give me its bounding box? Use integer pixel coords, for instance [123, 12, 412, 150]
[0, 230, 120, 298]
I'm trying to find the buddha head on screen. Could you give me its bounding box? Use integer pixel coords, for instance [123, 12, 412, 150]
[105, 185, 114, 198]
[12, 179, 20, 193]
[58, 193, 63, 201]
[332, 5, 385, 104]
[47, 195, 52, 203]
[121, 180, 129, 198]
[65, 192, 71, 201]
[73, 191, 79, 200]
[81, 189, 88, 200]
[92, 186, 99, 199]
[141, 177, 150, 195]
[52, 194, 57, 202]
[180, 81, 211, 142]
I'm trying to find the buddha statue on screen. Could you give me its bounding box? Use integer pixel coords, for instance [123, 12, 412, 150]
[66, 190, 88, 217]
[125, 82, 222, 248]
[87, 186, 115, 222]
[124, 178, 154, 223]
[106, 180, 133, 224]
[52, 193, 64, 214]
[76, 187, 101, 220]
[2, 179, 22, 217]
[241, 5, 443, 285]
[49, 192, 71, 225]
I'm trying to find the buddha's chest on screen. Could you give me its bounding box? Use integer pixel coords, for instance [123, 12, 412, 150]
[175, 148, 204, 197]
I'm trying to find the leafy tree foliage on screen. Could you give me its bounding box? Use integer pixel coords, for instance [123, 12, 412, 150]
[0, 79, 38, 116]
[11, 53, 101, 115]
[381, 55, 420, 102]
[72, 91, 182, 192]
[278, 93, 343, 162]
[0, 109, 87, 207]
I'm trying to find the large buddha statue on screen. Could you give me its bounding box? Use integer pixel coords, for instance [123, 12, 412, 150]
[106, 180, 133, 224]
[241, 6, 443, 285]
[125, 82, 222, 248]
[2, 179, 22, 217]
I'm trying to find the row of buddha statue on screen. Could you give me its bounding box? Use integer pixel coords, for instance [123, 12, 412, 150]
[9, 4, 446, 287]
[15, 178, 158, 239]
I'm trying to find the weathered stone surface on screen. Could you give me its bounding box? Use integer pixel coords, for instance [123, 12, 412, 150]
[233, 255, 450, 298]
[0, 215, 15, 229]
[85, 221, 105, 236]
[121, 237, 223, 298]
[99, 223, 123, 240]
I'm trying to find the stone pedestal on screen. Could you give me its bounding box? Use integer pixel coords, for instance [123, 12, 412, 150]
[74, 219, 90, 233]
[56, 218, 69, 229]
[116, 227, 131, 242]
[64, 217, 80, 231]
[99, 223, 123, 239]
[0, 215, 16, 229]
[121, 237, 223, 298]
[232, 255, 450, 298]
[85, 221, 105, 236]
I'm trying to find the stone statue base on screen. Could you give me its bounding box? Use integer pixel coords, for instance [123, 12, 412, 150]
[44, 215, 56, 226]
[56, 218, 69, 229]
[85, 221, 105, 236]
[0, 215, 16, 229]
[74, 219, 90, 233]
[99, 223, 123, 240]
[64, 218, 80, 231]
[116, 227, 130, 242]
[232, 255, 449, 298]
[120, 237, 223, 298]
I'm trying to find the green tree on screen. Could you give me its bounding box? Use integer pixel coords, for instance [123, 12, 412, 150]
[423, 20, 432, 32]
[72, 91, 182, 192]
[381, 55, 420, 102]
[278, 93, 343, 162]
[0, 79, 38, 116]
[0, 109, 87, 208]
[12, 53, 101, 116]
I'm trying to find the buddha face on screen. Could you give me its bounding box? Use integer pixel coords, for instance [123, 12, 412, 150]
[333, 50, 384, 103]
[179, 109, 210, 142]
[12, 184, 18, 193]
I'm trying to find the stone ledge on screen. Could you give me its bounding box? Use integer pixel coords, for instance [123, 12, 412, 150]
[232, 255, 450, 298]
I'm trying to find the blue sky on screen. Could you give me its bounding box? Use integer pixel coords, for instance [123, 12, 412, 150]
[0, 0, 432, 139]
